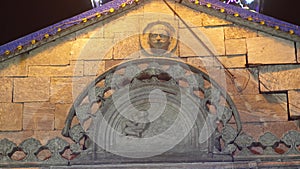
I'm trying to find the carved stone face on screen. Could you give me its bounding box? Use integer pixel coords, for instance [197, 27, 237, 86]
[148, 25, 171, 52]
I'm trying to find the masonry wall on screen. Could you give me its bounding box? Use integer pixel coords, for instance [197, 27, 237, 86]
[0, 0, 299, 144]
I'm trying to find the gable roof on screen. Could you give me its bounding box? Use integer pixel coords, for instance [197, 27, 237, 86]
[0, 0, 299, 62]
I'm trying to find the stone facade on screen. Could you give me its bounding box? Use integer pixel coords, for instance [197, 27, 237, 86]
[0, 0, 299, 164]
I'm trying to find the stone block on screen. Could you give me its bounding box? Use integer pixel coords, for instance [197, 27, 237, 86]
[224, 26, 257, 40]
[0, 78, 13, 102]
[104, 15, 142, 39]
[242, 123, 264, 140]
[225, 39, 247, 55]
[55, 104, 72, 130]
[247, 36, 296, 64]
[225, 68, 259, 95]
[263, 121, 298, 138]
[23, 102, 55, 130]
[27, 37, 73, 66]
[232, 93, 288, 123]
[28, 61, 83, 77]
[14, 77, 50, 102]
[198, 27, 225, 56]
[259, 65, 300, 92]
[105, 60, 124, 70]
[175, 4, 203, 27]
[201, 13, 232, 27]
[113, 35, 141, 59]
[50, 77, 94, 104]
[71, 38, 113, 60]
[218, 55, 246, 68]
[288, 90, 300, 118]
[0, 55, 27, 77]
[84, 60, 105, 76]
[179, 41, 197, 57]
[0, 103, 23, 131]
[76, 23, 104, 39]
[143, 0, 175, 15]
[0, 131, 34, 145]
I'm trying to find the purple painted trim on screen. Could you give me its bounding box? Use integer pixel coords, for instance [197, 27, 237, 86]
[190, 0, 299, 34]
[0, 0, 299, 56]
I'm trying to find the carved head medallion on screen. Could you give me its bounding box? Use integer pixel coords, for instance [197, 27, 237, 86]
[140, 21, 178, 56]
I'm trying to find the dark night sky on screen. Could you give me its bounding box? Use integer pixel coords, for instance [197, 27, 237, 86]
[0, 0, 299, 46]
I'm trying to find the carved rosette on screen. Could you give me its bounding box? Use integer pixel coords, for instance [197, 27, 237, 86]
[0, 138, 16, 162]
[19, 138, 42, 162]
[259, 132, 279, 155]
[45, 137, 69, 164]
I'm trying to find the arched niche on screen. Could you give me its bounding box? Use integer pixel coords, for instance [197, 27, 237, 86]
[62, 58, 242, 163]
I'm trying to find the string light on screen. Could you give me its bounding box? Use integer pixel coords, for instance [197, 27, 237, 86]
[289, 30, 295, 35]
[195, 0, 199, 4]
[17, 45, 22, 50]
[57, 28, 62, 32]
[121, 3, 127, 8]
[234, 13, 239, 17]
[31, 40, 36, 45]
[274, 26, 280, 30]
[44, 34, 49, 39]
[82, 18, 88, 23]
[220, 8, 225, 13]
[109, 8, 115, 13]
[95, 12, 101, 18]
[206, 3, 212, 8]
[5, 50, 10, 55]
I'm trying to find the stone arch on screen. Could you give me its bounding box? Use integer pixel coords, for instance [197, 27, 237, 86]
[62, 58, 242, 162]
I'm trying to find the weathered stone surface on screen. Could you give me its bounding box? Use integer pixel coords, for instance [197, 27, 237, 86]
[225, 39, 247, 55]
[288, 90, 300, 118]
[84, 60, 105, 76]
[50, 77, 94, 104]
[0, 131, 34, 146]
[27, 37, 73, 66]
[247, 36, 296, 64]
[198, 27, 225, 56]
[226, 68, 259, 95]
[224, 26, 257, 40]
[33, 130, 73, 145]
[105, 60, 124, 70]
[263, 121, 298, 138]
[113, 35, 141, 59]
[71, 39, 113, 60]
[259, 65, 300, 92]
[14, 77, 50, 102]
[232, 93, 288, 123]
[242, 123, 264, 140]
[0, 78, 12, 102]
[143, 0, 175, 15]
[0, 56, 27, 77]
[202, 13, 232, 27]
[179, 41, 197, 57]
[55, 104, 72, 130]
[0, 103, 23, 131]
[104, 15, 142, 39]
[76, 23, 104, 39]
[23, 102, 55, 130]
[218, 55, 246, 68]
[175, 4, 203, 27]
[28, 61, 83, 77]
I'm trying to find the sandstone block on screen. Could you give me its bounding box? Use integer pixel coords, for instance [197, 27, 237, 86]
[143, 0, 175, 15]
[247, 36, 296, 64]
[76, 23, 104, 39]
[71, 38, 113, 60]
[28, 61, 83, 77]
[105, 60, 124, 70]
[175, 4, 203, 27]
[263, 121, 298, 138]
[225, 39, 247, 55]
[113, 35, 141, 59]
[232, 93, 288, 123]
[0, 56, 27, 77]
[50, 77, 94, 104]
[224, 26, 257, 39]
[0, 78, 13, 102]
[55, 104, 72, 130]
[259, 65, 300, 92]
[27, 37, 73, 66]
[23, 102, 55, 130]
[84, 60, 105, 76]
[201, 13, 232, 27]
[218, 55, 246, 68]
[0, 103, 23, 131]
[14, 77, 50, 102]
[198, 27, 225, 56]
[288, 90, 300, 118]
